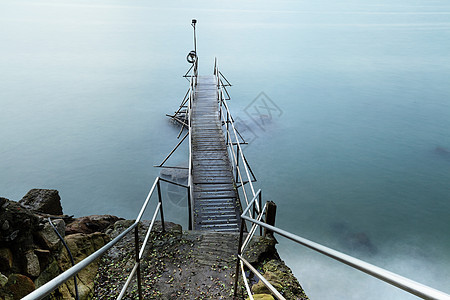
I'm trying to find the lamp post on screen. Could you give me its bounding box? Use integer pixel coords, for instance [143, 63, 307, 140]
[192, 19, 197, 54]
[191, 19, 197, 76]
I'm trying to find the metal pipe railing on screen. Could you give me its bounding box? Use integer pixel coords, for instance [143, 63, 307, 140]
[236, 203, 450, 300]
[239, 255, 285, 299]
[214, 59, 260, 216]
[214, 59, 449, 300]
[187, 64, 196, 230]
[23, 175, 192, 300]
[22, 222, 137, 300]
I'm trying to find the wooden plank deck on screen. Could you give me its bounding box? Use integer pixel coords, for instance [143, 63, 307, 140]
[191, 75, 241, 231]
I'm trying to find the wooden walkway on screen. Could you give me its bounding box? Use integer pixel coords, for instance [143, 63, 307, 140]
[191, 75, 241, 231]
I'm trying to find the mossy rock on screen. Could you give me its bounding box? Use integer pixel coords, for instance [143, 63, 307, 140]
[247, 294, 275, 300]
[5, 273, 35, 299]
[251, 270, 283, 294]
[259, 259, 309, 300]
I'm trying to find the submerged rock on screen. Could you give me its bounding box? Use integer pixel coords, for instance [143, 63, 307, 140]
[435, 146, 450, 160]
[331, 222, 377, 255]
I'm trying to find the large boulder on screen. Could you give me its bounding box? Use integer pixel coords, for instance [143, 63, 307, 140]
[0, 198, 39, 258]
[35, 232, 109, 300]
[5, 273, 35, 300]
[65, 215, 122, 235]
[19, 189, 63, 215]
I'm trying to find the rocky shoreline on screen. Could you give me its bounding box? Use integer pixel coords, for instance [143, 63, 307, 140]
[0, 189, 308, 299]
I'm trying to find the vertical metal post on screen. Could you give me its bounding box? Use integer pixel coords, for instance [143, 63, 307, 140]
[252, 200, 256, 220]
[264, 201, 277, 237]
[157, 180, 165, 232]
[134, 226, 143, 300]
[259, 191, 263, 236]
[234, 221, 245, 298]
[192, 19, 197, 54]
[187, 186, 192, 230]
[226, 112, 229, 146]
[235, 146, 240, 184]
[191, 19, 197, 77]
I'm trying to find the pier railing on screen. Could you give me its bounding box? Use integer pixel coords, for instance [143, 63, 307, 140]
[235, 193, 450, 299]
[24, 53, 200, 300]
[22, 176, 191, 300]
[212, 60, 450, 300]
[214, 59, 260, 222]
[187, 57, 197, 230]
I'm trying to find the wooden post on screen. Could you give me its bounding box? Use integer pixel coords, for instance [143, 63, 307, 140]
[264, 201, 277, 237]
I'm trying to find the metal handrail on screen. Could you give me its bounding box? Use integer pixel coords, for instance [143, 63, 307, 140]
[236, 198, 450, 300]
[214, 59, 260, 216]
[187, 60, 196, 230]
[215, 57, 450, 299]
[22, 176, 192, 300]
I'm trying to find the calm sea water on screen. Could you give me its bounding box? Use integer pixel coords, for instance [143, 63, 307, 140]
[1, 1, 449, 298]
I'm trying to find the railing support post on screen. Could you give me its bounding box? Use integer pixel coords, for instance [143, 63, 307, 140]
[187, 186, 192, 230]
[252, 199, 256, 220]
[235, 146, 240, 184]
[264, 201, 277, 237]
[226, 111, 229, 146]
[157, 180, 165, 232]
[134, 226, 143, 300]
[259, 191, 263, 236]
[234, 221, 245, 299]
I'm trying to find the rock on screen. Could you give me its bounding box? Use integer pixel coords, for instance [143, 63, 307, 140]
[109, 219, 135, 239]
[260, 259, 308, 300]
[0, 198, 39, 251]
[248, 294, 275, 300]
[245, 236, 277, 265]
[36, 220, 65, 251]
[34, 249, 51, 270]
[0, 248, 13, 271]
[19, 189, 63, 215]
[49, 219, 65, 238]
[65, 215, 122, 235]
[59, 232, 109, 299]
[6, 273, 35, 299]
[35, 259, 60, 288]
[331, 222, 377, 255]
[251, 271, 282, 294]
[2, 220, 10, 231]
[0, 272, 8, 287]
[348, 232, 377, 255]
[435, 146, 450, 157]
[24, 250, 40, 277]
[35, 232, 109, 300]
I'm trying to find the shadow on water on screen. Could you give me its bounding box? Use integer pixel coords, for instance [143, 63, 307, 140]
[330, 221, 378, 256]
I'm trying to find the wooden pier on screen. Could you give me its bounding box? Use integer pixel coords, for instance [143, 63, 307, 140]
[191, 75, 241, 231]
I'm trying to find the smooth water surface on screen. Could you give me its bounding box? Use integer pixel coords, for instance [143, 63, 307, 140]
[1, 1, 449, 298]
